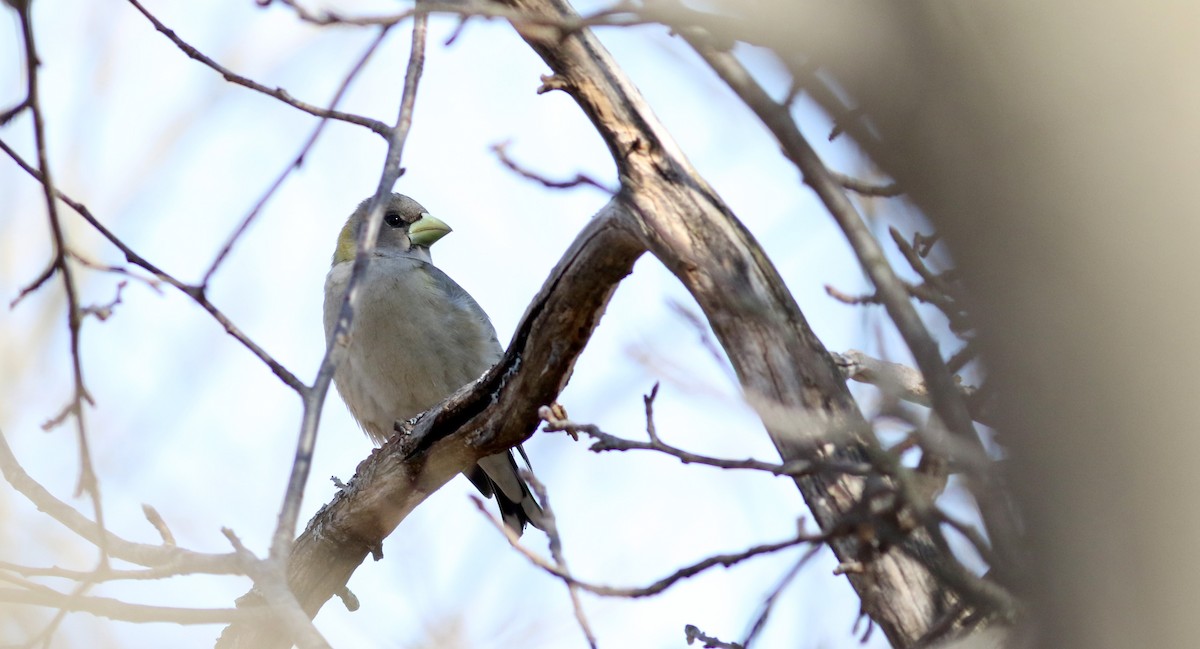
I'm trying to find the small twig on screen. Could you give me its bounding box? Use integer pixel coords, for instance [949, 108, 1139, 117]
[825, 283, 881, 305]
[492, 141, 615, 192]
[913, 231, 941, 258]
[666, 301, 738, 383]
[741, 546, 821, 647]
[477, 497, 828, 598]
[831, 171, 903, 198]
[125, 0, 390, 138]
[200, 24, 394, 286]
[539, 405, 874, 478]
[79, 281, 127, 322]
[937, 510, 996, 568]
[67, 251, 164, 293]
[141, 504, 176, 547]
[0, 139, 306, 393]
[0, 430, 244, 576]
[888, 227, 956, 298]
[521, 472, 597, 649]
[684, 624, 744, 649]
[0, 561, 224, 583]
[9, 258, 56, 308]
[443, 14, 470, 45]
[945, 339, 979, 374]
[643, 383, 662, 444]
[831, 350, 985, 424]
[9, 0, 109, 572]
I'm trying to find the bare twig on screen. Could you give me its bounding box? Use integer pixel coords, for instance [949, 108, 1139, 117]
[684, 624, 744, 649]
[8, 0, 109, 573]
[521, 472, 597, 649]
[201, 25, 394, 286]
[9, 258, 56, 308]
[79, 281, 127, 322]
[273, 0, 647, 33]
[742, 546, 821, 647]
[478, 497, 827, 598]
[492, 141, 615, 192]
[831, 350, 990, 425]
[142, 504, 176, 547]
[539, 406, 874, 478]
[67, 251, 164, 293]
[831, 171, 903, 198]
[0, 429, 243, 576]
[125, 0, 390, 137]
[0, 139, 306, 393]
[887, 227, 973, 334]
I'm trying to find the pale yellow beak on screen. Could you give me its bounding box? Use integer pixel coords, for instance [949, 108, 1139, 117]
[408, 213, 452, 248]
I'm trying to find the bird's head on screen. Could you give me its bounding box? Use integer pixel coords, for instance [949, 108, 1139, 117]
[333, 193, 452, 266]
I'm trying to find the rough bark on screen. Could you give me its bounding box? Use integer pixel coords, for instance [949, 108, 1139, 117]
[497, 0, 954, 645]
[217, 206, 644, 648]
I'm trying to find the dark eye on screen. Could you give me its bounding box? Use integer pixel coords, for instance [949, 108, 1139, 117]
[384, 212, 404, 228]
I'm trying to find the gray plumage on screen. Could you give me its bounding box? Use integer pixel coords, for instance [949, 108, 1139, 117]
[323, 193, 543, 534]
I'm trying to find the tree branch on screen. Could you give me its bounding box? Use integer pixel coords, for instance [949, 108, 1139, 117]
[215, 200, 645, 648]
[494, 0, 962, 643]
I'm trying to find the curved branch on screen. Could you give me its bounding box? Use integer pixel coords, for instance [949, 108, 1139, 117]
[216, 200, 645, 648]
[494, 0, 964, 644]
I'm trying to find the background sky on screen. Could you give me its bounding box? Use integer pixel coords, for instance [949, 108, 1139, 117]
[0, 1, 963, 647]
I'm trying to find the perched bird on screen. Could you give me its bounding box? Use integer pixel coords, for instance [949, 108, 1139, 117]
[323, 193, 543, 534]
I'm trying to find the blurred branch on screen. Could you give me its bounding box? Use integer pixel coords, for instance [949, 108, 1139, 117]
[538, 403, 875, 478]
[201, 25, 394, 286]
[519, 472, 597, 649]
[684, 625, 744, 649]
[0, 138, 307, 393]
[6, 0, 109, 576]
[478, 495, 827, 598]
[742, 546, 820, 648]
[832, 171, 903, 198]
[680, 30, 1019, 579]
[223, 529, 332, 649]
[494, 0, 966, 643]
[831, 350, 992, 426]
[269, 0, 648, 32]
[0, 430, 244, 575]
[0, 588, 261, 624]
[492, 140, 616, 192]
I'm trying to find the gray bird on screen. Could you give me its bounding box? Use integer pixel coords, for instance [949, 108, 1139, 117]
[323, 193, 543, 534]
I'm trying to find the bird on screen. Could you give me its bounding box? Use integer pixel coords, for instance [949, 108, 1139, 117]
[323, 192, 543, 535]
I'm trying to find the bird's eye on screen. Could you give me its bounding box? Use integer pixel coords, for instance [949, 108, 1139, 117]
[384, 212, 404, 228]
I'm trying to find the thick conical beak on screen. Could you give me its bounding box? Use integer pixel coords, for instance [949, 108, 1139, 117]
[408, 212, 452, 247]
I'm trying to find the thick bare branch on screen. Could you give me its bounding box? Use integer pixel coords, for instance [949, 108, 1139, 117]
[216, 200, 644, 648]
[493, 0, 960, 643]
